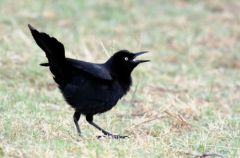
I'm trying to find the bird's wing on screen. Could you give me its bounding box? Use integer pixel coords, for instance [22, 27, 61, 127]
[66, 58, 112, 81]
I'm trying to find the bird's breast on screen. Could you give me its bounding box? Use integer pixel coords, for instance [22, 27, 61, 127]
[60, 76, 129, 114]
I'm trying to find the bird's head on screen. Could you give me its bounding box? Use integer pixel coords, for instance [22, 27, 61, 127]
[106, 50, 149, 78]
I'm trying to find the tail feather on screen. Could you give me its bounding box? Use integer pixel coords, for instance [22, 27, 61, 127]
[28, 24, 68, 85]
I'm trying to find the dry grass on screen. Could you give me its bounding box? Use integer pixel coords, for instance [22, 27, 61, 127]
[0, 0, 240, 157]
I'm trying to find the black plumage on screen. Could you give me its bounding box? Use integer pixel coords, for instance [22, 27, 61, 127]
[28, 24, 149, 138]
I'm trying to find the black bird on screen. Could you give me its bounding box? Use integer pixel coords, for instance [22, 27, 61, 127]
[28, 24, 149, 139]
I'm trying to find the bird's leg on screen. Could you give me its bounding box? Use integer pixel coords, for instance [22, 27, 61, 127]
[73, 111, 81, 136]
[86, 114, 128, 139]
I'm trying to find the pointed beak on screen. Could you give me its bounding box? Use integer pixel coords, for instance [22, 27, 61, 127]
[132, 51, 150, 64]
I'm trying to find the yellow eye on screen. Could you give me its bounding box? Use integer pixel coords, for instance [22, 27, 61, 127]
[124, 57, 129, 61]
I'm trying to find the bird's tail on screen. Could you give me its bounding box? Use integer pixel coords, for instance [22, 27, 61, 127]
[28, 24, 68, 86]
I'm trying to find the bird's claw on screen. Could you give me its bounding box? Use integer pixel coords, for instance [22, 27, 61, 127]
[97, 134, 129, 139]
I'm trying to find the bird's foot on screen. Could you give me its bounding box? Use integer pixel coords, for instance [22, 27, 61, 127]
[97, 134, 129, 139]
[112, 135, 129, 139]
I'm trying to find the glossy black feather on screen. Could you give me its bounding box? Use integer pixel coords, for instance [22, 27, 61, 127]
[66, 58, 112, 81]
[28, 24, 67, 85]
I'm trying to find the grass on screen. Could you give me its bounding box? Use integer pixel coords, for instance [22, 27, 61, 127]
[0, 0, 240, 157]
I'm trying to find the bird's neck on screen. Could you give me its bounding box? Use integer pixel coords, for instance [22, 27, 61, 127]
[117, 75, 132, 95]
[104, 61, 132, 93]
[107, 66, 132, 81]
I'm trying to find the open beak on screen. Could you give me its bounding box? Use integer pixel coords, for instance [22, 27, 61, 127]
[131, 51, 150, 64]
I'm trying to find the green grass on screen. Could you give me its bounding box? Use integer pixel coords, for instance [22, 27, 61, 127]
[0, 0, 240, 157]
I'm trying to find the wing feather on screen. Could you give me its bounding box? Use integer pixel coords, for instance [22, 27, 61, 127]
[66, 58, 112, 81]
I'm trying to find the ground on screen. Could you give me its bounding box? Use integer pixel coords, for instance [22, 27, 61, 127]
[0, 0, 240, 157]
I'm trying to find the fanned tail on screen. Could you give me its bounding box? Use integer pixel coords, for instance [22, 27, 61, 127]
[28, 24, 68, 86]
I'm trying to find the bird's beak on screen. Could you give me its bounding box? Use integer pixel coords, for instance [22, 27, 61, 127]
[132, 51, 150, 64]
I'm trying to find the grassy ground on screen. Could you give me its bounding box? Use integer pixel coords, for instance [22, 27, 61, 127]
[0, 0, 240, 157]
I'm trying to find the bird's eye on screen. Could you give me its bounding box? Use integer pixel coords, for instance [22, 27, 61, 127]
[124, 57, 129, 61]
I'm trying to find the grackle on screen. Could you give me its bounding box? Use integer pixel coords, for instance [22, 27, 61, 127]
[28, 24, 149, 139]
